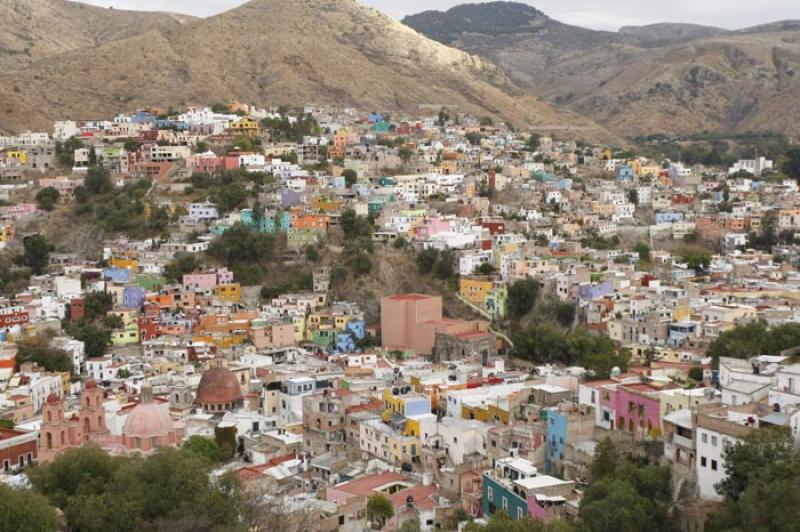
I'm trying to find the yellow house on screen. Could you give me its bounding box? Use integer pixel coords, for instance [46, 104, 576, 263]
[640, 165, 661, 178]
[109, 308, 138, 327]
[214, 283, 242, 303]
[6, 151, 27, 165]
[291, 315, 306, 343]
[460, 277, 493, 306]
[461, 402, 510, 424]
[192, 333, 246, 350]
[672, 305, 692, 321]
[312, 197, 341, 213]
[439, 160, 458, 175]
[229, 117, 261, 138]
[110, 257, 138, 271]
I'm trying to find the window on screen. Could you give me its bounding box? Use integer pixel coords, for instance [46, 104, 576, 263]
[711, 460, 718, 471]
[517, 507, 525, 519]
[701, 456, 707, 467]
[488, 486, 493, 500]
[711, 436, 717, 446]
[502, 497, 508, 510]
[701, 433, 708, 444]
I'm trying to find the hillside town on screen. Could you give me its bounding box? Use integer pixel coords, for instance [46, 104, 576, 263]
[2, 101, 800, 531]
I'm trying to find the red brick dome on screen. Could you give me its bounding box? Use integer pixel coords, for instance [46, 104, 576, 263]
[195, 367, 243, 411]
[46, 392, 60, 404]
[84, 379, 98, 389]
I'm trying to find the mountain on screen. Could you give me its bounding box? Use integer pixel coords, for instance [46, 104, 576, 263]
[618, 23, 727, 48]
[404, 2, 800, 138]
[0, 0, 195, 70]
[0, 0, 612, 141]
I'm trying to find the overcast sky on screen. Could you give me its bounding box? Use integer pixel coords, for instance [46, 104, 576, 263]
[75, 0, 799, 31]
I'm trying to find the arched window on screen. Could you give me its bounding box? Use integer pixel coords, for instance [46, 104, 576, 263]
[60, 431, 65, 445]
[47, 411, 52, 423]
[46, 432, 52, 450]
[98, 416, 103, 428]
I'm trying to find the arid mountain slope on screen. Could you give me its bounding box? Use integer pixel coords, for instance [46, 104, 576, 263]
[0, 0, 612, 141]
[0, 0, 194, 69]
[405, 2, 800, 137]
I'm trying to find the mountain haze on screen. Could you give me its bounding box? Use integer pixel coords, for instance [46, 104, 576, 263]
[0, 0, 611, 140]
[404, 2, 800, 138]
[0, 0, 195, 70]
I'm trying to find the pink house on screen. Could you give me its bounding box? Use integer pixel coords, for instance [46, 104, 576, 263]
[183, 272, 218, 293]
[0, 203, 37, 221]
[249, 323, 295, 349]
[188, 152, 222, 174]
[182, 268, 234, 293]
[413, 218, 452, 240]
[614, 383, 663, 439]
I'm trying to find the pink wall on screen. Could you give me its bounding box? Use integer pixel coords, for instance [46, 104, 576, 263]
[527, 496, 549, 522]
[183, 273, 218, 292]
[614, 386, 661, 436]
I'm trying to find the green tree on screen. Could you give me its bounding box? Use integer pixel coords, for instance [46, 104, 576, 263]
[416, 248, 439, 274]
[84, 291, 113, 322]
[707, 321, 800, 363]
[349, 252, 372, 276]
[635, 242, 651, 262]
[507, 278, 540, 320]
[340, 209, 374, 238]
[367, 494, 395, 530]
[342, 169, 358, 188]
[590, 438, 619, 482]
[707, 427, 800, 532]
[15, 335, 72, 373]
[65, 321, 111, 358]
[164, 252, 202, 283]
[215, 425, 237, 461]
[181, 436, 221, 463]
[398, 147, 414, 163]
[23, 234, 54, 275]
[544, 299, 576, 328]
[477, 262, 496, 275]
[211, 183, 247, 213]
[678, 246, 712, 272]
[84, 166, 112, 195]
[207, 224, 276, 285]
[0, 484, 59, 532]
[782, 145, 800, 178]
[36, 187, 60, 211]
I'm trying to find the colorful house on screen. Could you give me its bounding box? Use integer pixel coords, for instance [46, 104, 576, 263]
[482, 457, 575, 522]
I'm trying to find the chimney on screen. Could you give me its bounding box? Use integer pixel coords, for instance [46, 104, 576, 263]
[141, 382, 153, 404]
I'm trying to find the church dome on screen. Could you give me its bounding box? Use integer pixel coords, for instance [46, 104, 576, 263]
[46, 392, 60, 404]
[123, 402, 174, 438]
[195, 367, 243, 410]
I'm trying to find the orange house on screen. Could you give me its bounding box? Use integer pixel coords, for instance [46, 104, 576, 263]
[146, 291, 176, 310]
[292, 214, 330, 231]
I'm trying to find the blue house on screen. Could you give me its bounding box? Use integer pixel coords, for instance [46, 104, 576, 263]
[345, 320, 366, 340]
[334, 332, 356, 353]
[353, 184, 370, 197]
[557, 178, 573, 191]
[482, 457, 576, 521]
[577, 281, 614, 301]
[280, 189, 302, 208]
[367, 113, 385, 123]
[122, 286, 146, 309]
[545, 409, 568, 473]
[617, 165, 635, 181]
[654, 211, 685, 225]
[331, 175, 347, 189]
[130, 111, 155, 124]
[104, 267, 131, 283]
[482, 457, 538, 519]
